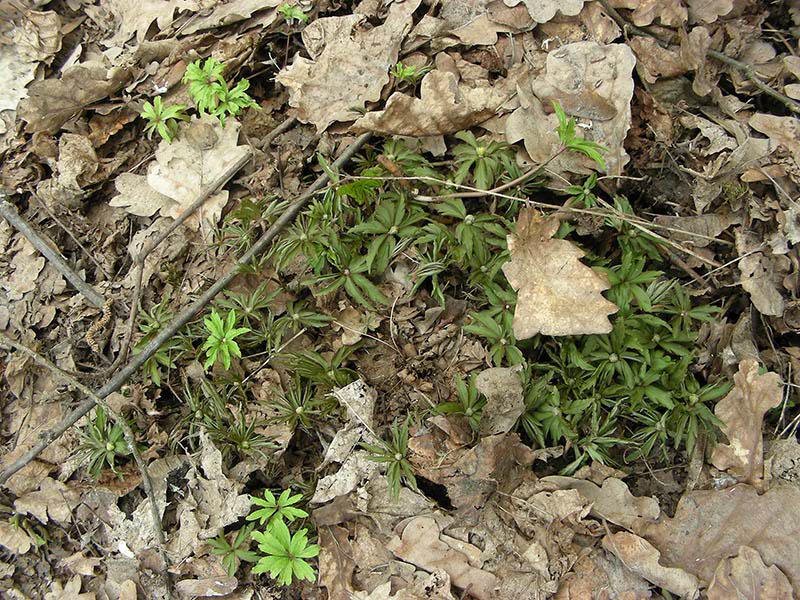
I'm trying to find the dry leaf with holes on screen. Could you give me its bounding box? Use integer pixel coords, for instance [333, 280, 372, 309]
[711, 359, 783, 489]
[643, 484, 800, 594]
[278, 1, 420, 132]
[502, 209, 618, 339]
[707, 546, 793, 599]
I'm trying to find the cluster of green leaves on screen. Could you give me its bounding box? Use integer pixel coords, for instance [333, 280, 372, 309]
[140, 58, 259, 142]
[277, 3, 309, 25]
[390, 61, 431, 88]
[553, 100, 608, 170]
[134, 294, 191, 386]
[200, 308, 250, 370]
[361, 419, 417, 499]
[77, 406, 131, 480]
[246, 489, 319, 585]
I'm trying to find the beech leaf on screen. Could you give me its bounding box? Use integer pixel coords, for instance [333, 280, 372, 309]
[502, 208, 618, 339]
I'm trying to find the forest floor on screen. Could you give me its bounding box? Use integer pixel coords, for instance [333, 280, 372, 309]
[2, 0, 800, 599]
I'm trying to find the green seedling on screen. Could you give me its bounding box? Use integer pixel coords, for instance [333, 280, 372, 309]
[201, 309, 250, 370]
[553, 100, 608, 169]
[78, 406, 131, 480]
[362, 419, 417, 500]
[390, 62, 432, 87]
[140, 96, 189, 143]
[251, 520, 319, 585]
[183, 57, 260, 124]
[209, 524, 259, 577]
[453, 130, 515, 190]
[463, 309, 523, 366]
[248, 489, 309, 528]
[436, 374, 486, 431]
[278, 3, 309, 25]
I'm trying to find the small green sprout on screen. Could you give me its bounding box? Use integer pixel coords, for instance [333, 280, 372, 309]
[78, 406, 131, 480]
[208, 524, 259, 577]
[182, 57, 226, 114]
[390, 62, 431, 86]
[200, 308, 250, 370]
[140, 96, 189, 143]
[278, 3, 309, 25]
[553, 100, 608, 170]
[251, 520, 320, 585]
[247, 489, 309, 528]
[362, 419, 417, 500]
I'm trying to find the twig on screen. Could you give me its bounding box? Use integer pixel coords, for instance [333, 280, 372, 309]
[0, 132, 372, 486]
[111, 149, 252, 370]
[0, 197, 105, 308]
[259, 116, 297, 150]
[0, 332, 174, 600]
[596, 0, 800, 115]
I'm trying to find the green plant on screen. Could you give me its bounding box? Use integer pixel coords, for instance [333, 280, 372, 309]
[209, 524, 259, 577]
[206, 406, 275, 462]
[390, 62, 431, 87]
[553, 100, 608, 170]
[247, 488, 309, 528]
[140, 96, 189, 143]
[362, 419, 417, 500]
[276, 299, 332, 332]
[290, 347, 358, 390]
[78, 406, 131, 480]
[433, 198, 508, 267]
[266, 380, 329, 431]
[452, 131, 514, 190]
[215, 282, 279, 330]
[350, 196, 425, 274]
[436, 374, 485, 431]
[251, 519, 319, 585]
[277, 3, 309, 24]
[183, 57, 260, 124]
[200, 309, 250, 370]
[134, 295, 188, 386]
[463, 309, 523, 366]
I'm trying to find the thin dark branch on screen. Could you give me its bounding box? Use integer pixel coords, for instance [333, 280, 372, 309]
[0, 132, 372, 486]
[0, 197, 105, 308]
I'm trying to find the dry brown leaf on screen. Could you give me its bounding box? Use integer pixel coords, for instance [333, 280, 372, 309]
[319, 526, 356, 600]
[750, 114, 800, 166]
[2, 236, 45, 301]
[688, 0, 733, 23]
[554, 548, 652, 599]
[14, 477, 80, 524]
[475, 367, 525, 436]
[507, 41, 635, 176]
[541, 476, 659, 531]
[278, 2, 420, 132]
[502, 0, 586, 24]
[180, 0, 281, 35]
[711, 360, 783, 489]
[353, 69, 516, 137]
[0, 11, 62, 113]
[106, 0, 197, 45]
[174, 577, 237, 597]
[58, 552, 102, 577]
[111, 117, 248, 234]
[643, 484, 800, 594]
[738, 252, 786, 317]
[653, 213, 735, 248]
[45, 575, 95, 600]
[629, 36, 685, 83]
[707, 546, 793, 599]
[502, 209, 617, 339]
[17, 61, 131, 134]
[387, 516, 498, 600]
[630, 0, 688, 27]
[602, 532, 701, 598]
[0, 520, 32, 555]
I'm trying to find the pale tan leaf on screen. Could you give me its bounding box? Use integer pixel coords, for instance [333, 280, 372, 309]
[319, 526, 356, 600]
[277, 2, 421, 132]
[353, 69, 516, 137]
[502, 0, 586, 24]
[688, 0, 733, 23]
[475, 367, 525, 436]
[174, 577, 238, 597]
[643, 484, 800, 595]
[750, 113, 800, 165]
[110, 173, 176, 217]
[630, 0, 688, 27]
[0, 521, 32, 555]
[707, 546, 793, 600]
[711, 360, 783, 489]
[602, 532, 701, 598]
[45, 575, 95, 600]
[105, 0, 198, 45]
[502, 209, 618, 339]
[387, 516, 497, 600]
[738, 252, 786, 317]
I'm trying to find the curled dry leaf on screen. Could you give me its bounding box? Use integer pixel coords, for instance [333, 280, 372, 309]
[707, 546, 793, 600]
[643, 484, 800, 594]
[502, 0, 586, 24]
[711, 359, 783, 489]
[353, 69, 516, 137]
[17, 61, 131, 134]
[602, 532, 701, 599]
[738, 252, 786, 317]
[278, 1, 421, 132]
[502, 208, 618, 339]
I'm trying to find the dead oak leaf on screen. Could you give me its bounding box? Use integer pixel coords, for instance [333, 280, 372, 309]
[707, 546, 793, 599]
[277, 1, 421, 132]
[106, 0, 198, 45]
[353, 68, 516, 137]
[711, 359, 783, 489]
[502, 209, 618, 339]
[502, 0, 585, 24]
[17, 61, 131, 134]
